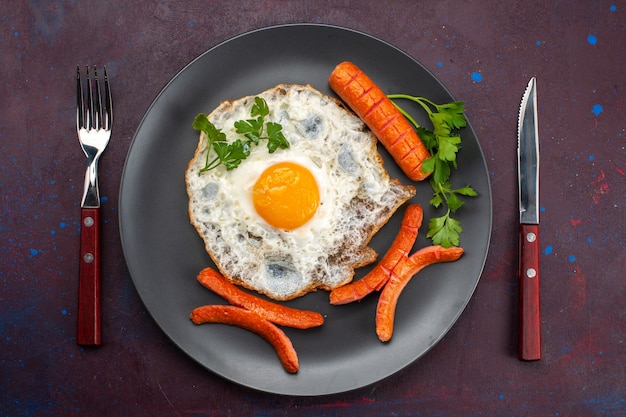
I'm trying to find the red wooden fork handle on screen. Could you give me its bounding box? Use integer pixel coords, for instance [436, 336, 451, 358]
[77, 207, 101, 346]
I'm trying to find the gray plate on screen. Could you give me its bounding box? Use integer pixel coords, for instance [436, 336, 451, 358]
[119, 24, 492, 396]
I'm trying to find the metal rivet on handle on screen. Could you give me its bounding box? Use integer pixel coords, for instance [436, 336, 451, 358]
[526, 232, 536, 243]
[83, 216, 94, 227]
[526, 268, 537, 278]
[84, 253, 94, 263]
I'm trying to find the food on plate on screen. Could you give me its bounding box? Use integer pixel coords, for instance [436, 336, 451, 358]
[386, 93, 477, 248]
[186, 84, 415, 300]
[191, 266, 323, 373]
[329, 204, 423, 305]
[328, 61, 431, 181]
[329, 61, 477, 248]
[327, 203, 464, 341]
[190, 305, 299, 373]
[192, 96, 289, 172]
[375, 245, 464, 342]
[196, 267, 324, 329]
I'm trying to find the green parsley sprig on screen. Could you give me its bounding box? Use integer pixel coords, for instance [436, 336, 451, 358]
[192, 97, 289, 172]
[388, 94, 477, 248]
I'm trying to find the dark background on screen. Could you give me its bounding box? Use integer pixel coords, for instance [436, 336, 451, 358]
[1, 1, 624, 416]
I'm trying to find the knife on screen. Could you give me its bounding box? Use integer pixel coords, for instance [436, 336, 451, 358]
[517, 77, 541, 360]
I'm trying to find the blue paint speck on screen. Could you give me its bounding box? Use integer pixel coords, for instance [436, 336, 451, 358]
[437, 61, 443, 67]
[499, 394, 505, 400]
[29, 249, 41, 257]
[587, 35, 597, 45]
[545, 245, 553, 255]
[536, 40, 542, 46]
[587, 237, 593, 243]
[100, 196, 108, 203]
[61, 309, 68, 315]
[589, 155, 595, 161]
[14, 31, 19, 37]
[471, 72, 483, 82]
[592, 104, 603, 116]
[610, 5, 616, 12]
[60, 222, 67, 229]
[568, 255, 576, 262]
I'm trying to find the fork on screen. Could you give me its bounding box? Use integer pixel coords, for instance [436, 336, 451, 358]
[76, 66, 112, 346]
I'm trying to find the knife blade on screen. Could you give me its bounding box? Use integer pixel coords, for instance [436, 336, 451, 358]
[517, 77, 541, 360]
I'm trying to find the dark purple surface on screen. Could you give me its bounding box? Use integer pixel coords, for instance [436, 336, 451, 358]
[1, 1, 625, 416]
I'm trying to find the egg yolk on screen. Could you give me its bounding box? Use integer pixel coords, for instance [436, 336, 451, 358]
[252, 161, 320, 230]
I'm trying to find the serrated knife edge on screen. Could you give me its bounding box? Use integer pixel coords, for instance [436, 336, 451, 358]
[518, 77, 539, 225]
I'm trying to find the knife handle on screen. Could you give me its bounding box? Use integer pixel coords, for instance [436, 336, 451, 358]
[77, 207, 101, 346]
[519, 223, 541, 360]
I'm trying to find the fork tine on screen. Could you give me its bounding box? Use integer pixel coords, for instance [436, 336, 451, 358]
[103, 66, 112, 131]
[92, 66, 102, 130]
[86, 66, 93, 129]
[76, 66, 84, 131]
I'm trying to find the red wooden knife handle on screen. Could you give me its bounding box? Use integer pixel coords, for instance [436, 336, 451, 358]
[519, 223, 541, 360]
[77, 207, 101, 346]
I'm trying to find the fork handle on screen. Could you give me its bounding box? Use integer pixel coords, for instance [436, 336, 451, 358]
[77, 207, 101, 346]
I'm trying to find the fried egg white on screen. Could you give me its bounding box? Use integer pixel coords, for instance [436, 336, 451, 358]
[186, 84, 415, 300]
